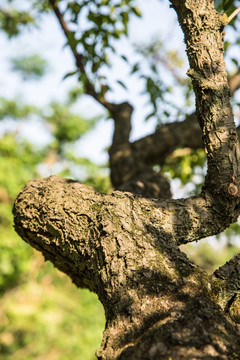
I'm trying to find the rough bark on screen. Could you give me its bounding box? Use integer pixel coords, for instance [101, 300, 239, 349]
[13, 0, 240, 359]
[13, 176, 240, 359]
[108, 72, 240, 196]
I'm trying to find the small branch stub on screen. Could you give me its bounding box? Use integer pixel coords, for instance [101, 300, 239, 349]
[227, 7, 240, 24]
[227, 183, 239, 196]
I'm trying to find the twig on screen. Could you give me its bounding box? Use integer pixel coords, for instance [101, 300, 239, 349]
[227, 6, 240, 24]
[48, 0, 114, 111]
[229, 69, 240, 95]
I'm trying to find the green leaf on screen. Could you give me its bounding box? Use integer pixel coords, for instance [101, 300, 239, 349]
[145, 112, 156, 121]
[121, 12, 129, 27]
[231, 58, 239, 66]
[224, 40, 230, 51]
[121, 54, 128, 62]
[63, 70, 78, 80]
[131, 7, 142, 17]
[131, 63, 140, 74]
[116, 80, 127, 90]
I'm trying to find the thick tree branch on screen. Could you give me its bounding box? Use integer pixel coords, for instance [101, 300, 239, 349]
[130, 67, 240, 164]
[163, 1, 240, 243]
[111, 68, 240, 191]
[118, 170, 172, 199]
[130, 101, 240, 172]
[171, 0, 240, 196]
[13, 176, 240, 359]
[27, 1, 240, 246]
[110, 102, 133, 147]
[109, 1, 240, 242]
[13, 175, 240, 260]
[130, 113, 201, 168]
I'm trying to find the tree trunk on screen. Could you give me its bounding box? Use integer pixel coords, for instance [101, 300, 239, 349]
[13, 176, 240, 359]
[13, 0, 240, 359]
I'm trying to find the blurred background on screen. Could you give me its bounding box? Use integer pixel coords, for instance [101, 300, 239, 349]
[0, 0, 240, 359]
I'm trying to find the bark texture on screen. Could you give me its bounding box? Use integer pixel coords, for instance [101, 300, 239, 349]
[13, 0, 240, 359]
[13, 176, 240, 359]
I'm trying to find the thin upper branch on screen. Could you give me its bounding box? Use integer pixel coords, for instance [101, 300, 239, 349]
[48, 0, 114, 111]
[227, 7, 240, 24]
[49, 0, 135, 149]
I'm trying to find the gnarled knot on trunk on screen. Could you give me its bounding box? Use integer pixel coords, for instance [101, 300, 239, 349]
[227, 183, 239, 196]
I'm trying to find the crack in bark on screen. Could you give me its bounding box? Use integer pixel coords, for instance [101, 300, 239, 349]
[225, 293, 238, 313]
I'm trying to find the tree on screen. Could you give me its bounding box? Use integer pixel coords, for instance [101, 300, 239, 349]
[9, 0, 240, 358]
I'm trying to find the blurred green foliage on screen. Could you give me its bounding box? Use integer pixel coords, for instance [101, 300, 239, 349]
[0, 103, 107, 358]
[0, 261, 104, 360]
[0, 8, 35, 37]
[0, 15, 109, 354]
[43, 102, 99, 144]
[162, 148, 206, 193]
[215, 0, 237, 15]
[0, 134, 43, 294]
[10, 54, 49, 80]
[0, 98, 38, 120]
[182, 241, 240, 274]
[132, 39, 193, 123]
[0, 97, 107, 358]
